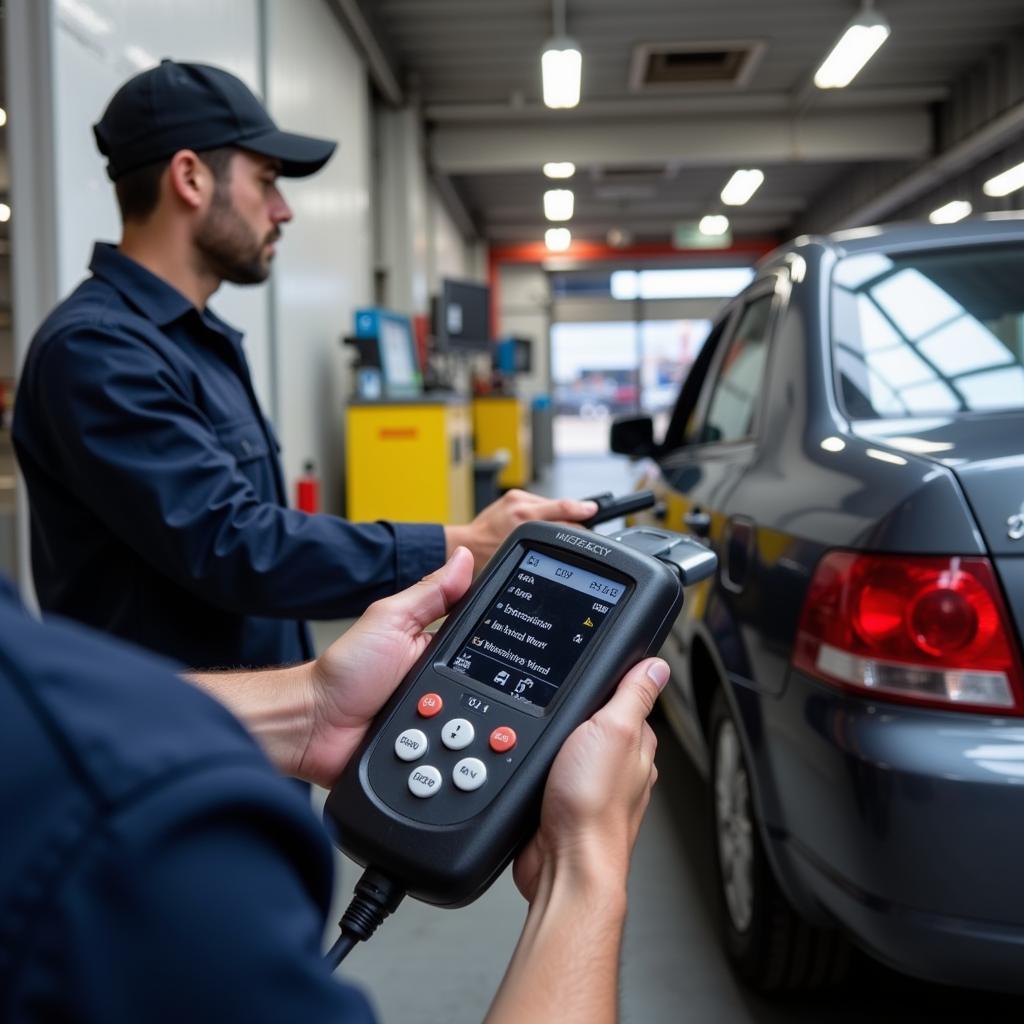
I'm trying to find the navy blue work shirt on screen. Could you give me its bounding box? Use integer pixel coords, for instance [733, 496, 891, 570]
[13, 243, 447, 668]
[0, 579, 375, 1023]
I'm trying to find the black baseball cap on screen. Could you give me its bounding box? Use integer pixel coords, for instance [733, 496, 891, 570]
[93, 59, 337, 181]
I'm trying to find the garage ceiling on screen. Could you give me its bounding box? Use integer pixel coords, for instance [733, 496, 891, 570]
[352, 0, 1024, 247]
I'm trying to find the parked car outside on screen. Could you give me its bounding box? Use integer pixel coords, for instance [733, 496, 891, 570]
[612, 216, 1024, 995]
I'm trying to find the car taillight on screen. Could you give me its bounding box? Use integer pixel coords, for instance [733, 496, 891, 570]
[793, 552, 1024, 714]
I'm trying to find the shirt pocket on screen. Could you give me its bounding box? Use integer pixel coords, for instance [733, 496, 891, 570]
[212, 417, 271, 466]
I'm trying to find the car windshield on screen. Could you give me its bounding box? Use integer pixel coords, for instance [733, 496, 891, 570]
[831, 244, 1024, 419]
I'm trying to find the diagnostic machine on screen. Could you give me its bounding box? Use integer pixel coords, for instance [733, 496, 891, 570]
[324, 506, 716, 963]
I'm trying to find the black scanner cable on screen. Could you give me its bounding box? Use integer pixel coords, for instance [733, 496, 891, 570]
[326, 867, 406, 968]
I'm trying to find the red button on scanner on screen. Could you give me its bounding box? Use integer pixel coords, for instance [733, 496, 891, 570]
[489, 727, 517, 753]
[417, 693, 444, 718]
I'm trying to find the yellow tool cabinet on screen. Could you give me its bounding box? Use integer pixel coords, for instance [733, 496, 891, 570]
[345, 397, 473, 524]
[472, 396, 532, 490]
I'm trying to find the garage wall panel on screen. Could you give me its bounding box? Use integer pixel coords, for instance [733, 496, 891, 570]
[51, 0, 272, 403]
[265, 0, 372, 516]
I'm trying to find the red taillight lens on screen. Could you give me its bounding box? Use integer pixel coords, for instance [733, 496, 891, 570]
[793, 552, 1024, 714]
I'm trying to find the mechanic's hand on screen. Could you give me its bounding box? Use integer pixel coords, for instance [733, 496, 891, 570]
[295, 547, 474, 787]
[511, 657, 669, 904]
[445, 490, 598, 568]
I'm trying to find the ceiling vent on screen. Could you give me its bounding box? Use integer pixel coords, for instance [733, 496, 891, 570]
[629, 40, 765, 91]
[590, 167, 671, 202]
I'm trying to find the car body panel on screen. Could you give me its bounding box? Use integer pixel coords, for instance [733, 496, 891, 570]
[764, 671, 1024, 992]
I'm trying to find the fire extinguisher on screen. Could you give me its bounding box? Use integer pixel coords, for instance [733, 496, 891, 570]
[296, 459, 320, 514]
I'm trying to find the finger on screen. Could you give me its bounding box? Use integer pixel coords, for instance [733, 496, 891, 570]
[516, 497, 598, 523]
[599, 658, 670, 728]
[370, 547, 475, 633]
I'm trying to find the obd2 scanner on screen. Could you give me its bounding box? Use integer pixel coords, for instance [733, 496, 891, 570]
[323, 516, 716, 964]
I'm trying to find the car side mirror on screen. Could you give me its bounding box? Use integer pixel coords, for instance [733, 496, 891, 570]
[610, 415, 656, 458]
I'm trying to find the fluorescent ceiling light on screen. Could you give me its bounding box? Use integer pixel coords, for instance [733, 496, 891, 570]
[544, 188, 574, 221]
[545, 227, 572, 252]
[543, 162, 576, 179]
[610, 268, 755, 300]
[698, 214, 730, 236]
[0, 204, 11, 223]
[928, 200, 972, 224]
[814, 4, 890, 89]
[58, 0, 113, 37]
[0, 108, 7, 128]
[983, 161, 1024, 197]
[720, 169, 764, 206]
[124, 44, 157, 71]
[542, 40, 582, 108]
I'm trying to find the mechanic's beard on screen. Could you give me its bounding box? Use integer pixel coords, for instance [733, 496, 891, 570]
[194, 193, 277, 285]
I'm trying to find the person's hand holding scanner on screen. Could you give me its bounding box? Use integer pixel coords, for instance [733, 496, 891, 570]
[485, 657, 670, 1024]
[190, 548, 475, 787]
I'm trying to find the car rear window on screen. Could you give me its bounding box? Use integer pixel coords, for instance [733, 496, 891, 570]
[831, 244, 1024, 419]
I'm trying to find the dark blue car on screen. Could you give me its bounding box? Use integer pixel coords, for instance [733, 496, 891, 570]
[612, 216, 1024, 994]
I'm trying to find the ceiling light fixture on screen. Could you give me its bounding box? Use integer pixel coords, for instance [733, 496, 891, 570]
[543, 161, 576, 179]
[983, 161, 1024, 197]
[545, 227, 572, 251]
[542, 0, 581, 109]
[928, 200, 972, 224]
[698, 214, 730, 236]
[813, 1, 890, 89]
[0, 109, 7, 128]
[0, 204, 11, 223]
[720, 168, 764, 206]
[544, 188, 574, 221]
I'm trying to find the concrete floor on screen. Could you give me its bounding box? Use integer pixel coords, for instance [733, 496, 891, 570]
[312, 452, 1023, 1022]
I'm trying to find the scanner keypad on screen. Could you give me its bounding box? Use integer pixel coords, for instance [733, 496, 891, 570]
[397, 694, 518, 800]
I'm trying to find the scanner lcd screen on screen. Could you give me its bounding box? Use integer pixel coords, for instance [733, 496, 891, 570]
[447, 549, 626, 709]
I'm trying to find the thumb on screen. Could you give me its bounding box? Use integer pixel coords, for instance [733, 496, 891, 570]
[597, 658, 670, 728]
[369, 546, 475, 634]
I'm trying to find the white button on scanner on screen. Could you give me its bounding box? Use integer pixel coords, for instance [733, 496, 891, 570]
[408, 765, 442, 798]
[394, 729, 428, 762]
[441, 718, 475, 751]
[452, 757, 487, 792]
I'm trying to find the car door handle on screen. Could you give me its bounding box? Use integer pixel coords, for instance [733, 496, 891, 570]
[684, 509, 711, 536]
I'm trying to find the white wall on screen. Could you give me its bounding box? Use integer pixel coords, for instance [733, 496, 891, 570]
[498, 263, 551, 397]
[264, 0, 372, 514]
[376, 105, 430, 315]
[429, 186, 470, 289]
[51, 0, 273, 403]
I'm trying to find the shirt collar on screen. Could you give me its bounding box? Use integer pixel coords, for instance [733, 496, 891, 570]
[89, 242, 201, 328]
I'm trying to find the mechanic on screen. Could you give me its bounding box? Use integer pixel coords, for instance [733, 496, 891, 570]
[0, 548, 668, 1023]
[12, 59, 597, 669]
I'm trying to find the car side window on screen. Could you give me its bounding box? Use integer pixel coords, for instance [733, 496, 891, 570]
[695, 293, 774, 444]
[661, 316, 730, 452]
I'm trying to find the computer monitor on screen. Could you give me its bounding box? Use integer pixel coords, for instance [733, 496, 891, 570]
[494, 337, 533, 375]
[434, 279, 491, 353]
[353, 308, 422, 398]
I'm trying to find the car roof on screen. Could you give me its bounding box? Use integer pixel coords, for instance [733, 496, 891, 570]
[757, 211, 1024, 272]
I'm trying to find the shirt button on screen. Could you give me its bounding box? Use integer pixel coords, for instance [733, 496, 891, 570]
[489, 727, 517, 753]
[417, 693, 443, 718]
